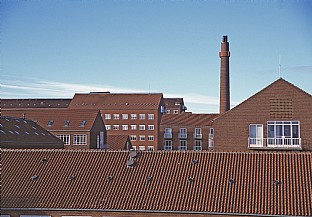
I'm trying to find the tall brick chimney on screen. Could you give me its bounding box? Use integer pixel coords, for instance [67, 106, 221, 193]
[219, 35, 230, 113]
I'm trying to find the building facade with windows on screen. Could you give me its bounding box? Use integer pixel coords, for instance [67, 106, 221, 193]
[163, 98, 187, 114]
[2, 109, 106, 149]
[159, 112, 219, 150]
[67, 92, 166, 151]
[212, 78, 312, 152]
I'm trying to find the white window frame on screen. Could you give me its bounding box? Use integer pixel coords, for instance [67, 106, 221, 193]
[267, 121, 301, 147]
[179, 128, 187, 139]
[139, 135, 145, 141]
[194, 128, 202, 139]
[148, 114, 154, 120]
[148, 135, 154, 141]
[130, 125, 137, 130]
[179, 140, 187, 150]
[122, 125, 128, 130]
[130, 135, 137, 141]
[113, 125, 119, 130]
[194, 140, 202, 150]
[122, 114, 128, 119]
[139, 125, 145, 130]
[130, 114, 137, 119]
[104, 114, 111, 120]
[148, 125, 154, 130]
[139, 114, 145, 120]
[164, 140, 172, 150]
[73, 134, 87, 145]
[173, 110, 179, 114]
[147, 146, 154, 151]
[139, 146, 146, 151]
[113, 114, 120, 120]
[56, 134, 70, 145]
[248, 124, 263, 147]
[105, 125, 111, 130]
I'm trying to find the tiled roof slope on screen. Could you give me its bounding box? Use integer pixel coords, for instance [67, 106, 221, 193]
[1, 99, 71, 108]
[2, 150, 311, 216]
[68, 93, 163, 110]
[2, 109, 101, 131]
[161, 113, 219, 126]
[0, 116, 64, 149]
[107, 135, 132, 150]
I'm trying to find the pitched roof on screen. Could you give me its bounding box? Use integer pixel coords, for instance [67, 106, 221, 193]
[2, 150, 311, 216]
[107, 134, 132, 150]
[68, 93, 163, 110]
[1, 99, 71, 108]
[161, 112, 219, 127]
[0, 116, 64, 149]
[2, 109, 101, 131]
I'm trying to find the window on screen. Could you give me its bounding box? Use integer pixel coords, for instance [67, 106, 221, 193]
[167, 110, 171, 114]
[122, 125, 128, 130]
[179, 140, 187, 150]
[148, 135, 154, 141]
[179, 128, 187, 139]
[147, 146, 154, 151]
[173, 110, 179, 114]
[249, 124, 263, 147]
[130, 125, 137, 130]
[122, 114, 128, 119]
[47, 120, 54, 127]
[139, 135, 145, 141]
[56, 134, 70, 145]
[148, 114, 154, 120]
[132, 146, 137, 150]
[194, 128, 202, 139]
[105, 114, 111, 119]
[139, 125, 145, 130]
[130, 114, 137, 119]
[148, 125, 154, 130]
[20, 215, 51, 217]
[64, 120, 70, 127]
[139, 114, 145, 120]
[80, 120, 86, 127]
[113, 125, 119, 130]
[194, 140, 202, 150]
[130, 135, 137, 141]
[164, 140, 172, 150]
[267, 121, 300, 146]
[106, 125, 111, 130]
[139, 146, 146, 151]
[73, 134, 87, 145]
[113, 114, 119, 119]
[164, 128, 172, 138]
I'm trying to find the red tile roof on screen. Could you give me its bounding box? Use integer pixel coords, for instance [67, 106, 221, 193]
[0, 116, 64, 149]
[2, 150, 311, 216]
[2, 109, 101, 131]
[1, 99, 71, 108]
[161, 112, 219, 127]
[68, 93, 163, 110]
[107, 134, 132, 150]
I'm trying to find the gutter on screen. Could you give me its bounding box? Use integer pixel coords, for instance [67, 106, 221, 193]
[2, 208, 303, 217]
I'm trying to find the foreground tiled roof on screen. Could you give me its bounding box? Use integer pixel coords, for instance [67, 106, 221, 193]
[161, 112, 219, 127]
[1, 99, 71, 108]
[68, 93, 163, 110]
[2, 109, 101, 131]
[0, 116, 64, 149]
[2, 150, 311, 216]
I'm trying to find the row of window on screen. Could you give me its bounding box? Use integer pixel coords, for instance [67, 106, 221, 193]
[132, 146, 155, 151]
[130, 135, 154, 141]
[106, 124, 154, 131]
[56, 134, 87, 145]
[164, 140, 203, 150]
[104, 113, 154, 120]
[47, 120, 86, 127]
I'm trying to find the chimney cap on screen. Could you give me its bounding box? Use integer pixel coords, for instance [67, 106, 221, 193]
[222, 35, 228, 43]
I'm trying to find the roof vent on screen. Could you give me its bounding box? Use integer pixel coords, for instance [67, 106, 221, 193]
[41, 158, 48, 163]
[188, 177, 194, 183]
[31, 175, 38, 180]
[129, 151, 138, 159]
[68, 175, 76, 181]
[106, 176, 113, 181]
[127, 159, 135, 167]
[229, 178, 235, 184]
[192, 159, 198, 165]
[274, 179, 280, 186]
[146, 176, 152, 181]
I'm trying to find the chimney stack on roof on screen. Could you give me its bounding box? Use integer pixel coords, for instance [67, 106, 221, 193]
[219, 35, 230, 113]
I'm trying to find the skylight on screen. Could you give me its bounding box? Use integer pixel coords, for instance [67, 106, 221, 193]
[47, 120, 54, 127]
[80, 120, 86, 127]
[64, 120, 70, 127]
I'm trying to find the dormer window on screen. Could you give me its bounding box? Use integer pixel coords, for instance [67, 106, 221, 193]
[64, 120, 70, 127]
[47, 120, 54, 127]
[80, 120, 86, 127]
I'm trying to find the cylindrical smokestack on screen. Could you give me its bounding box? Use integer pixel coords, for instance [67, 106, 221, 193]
[219, 35, 230, 113]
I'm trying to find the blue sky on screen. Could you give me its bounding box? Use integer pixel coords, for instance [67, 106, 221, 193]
[1, 0, 312, 113]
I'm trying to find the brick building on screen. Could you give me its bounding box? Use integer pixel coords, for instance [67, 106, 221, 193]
[212, 78, 312, 152]
[164, 98, 187, 114]
[159, 112, 219, 150]
[2, 109, 106, 149]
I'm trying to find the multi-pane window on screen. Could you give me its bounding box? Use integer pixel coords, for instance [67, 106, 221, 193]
[139, 135, 145, 141]
[194, 128, 202, 139]
[267, 121, 300, 146]
[139, 125, 145, 130]
[179, 140, 187, 150]
[122, 125, 128, 130]
[148, 125, 154, 130]
[113, 114, 119, 120]
[147, 146, 154, 151]
[130, 114, 137, 120]
[179, 128, 187, 139]
[56, 134, 70, 145]
[47, 120, 54, 127]
[105, 114, 111, 120]
[122, 114, 128, 119]
[194, 140, 202, 150]
[73, 134, 87, 145]
[132, 146, 137, 150]
[164, 140, 172, 150]
[139, 146, 146, 151]
[249, 124, 263, 146]
[106, 125, 111, 130]
[173, 110, 179, 114]
[148, 135, 154, 141]
[130, 135, 137, 141]
[164, 128, 172, 138]
[130, 125, 137, 130]
[148, 114, 154, 120]
[139, 114, 145, 120]
[113, 125, 119, 130]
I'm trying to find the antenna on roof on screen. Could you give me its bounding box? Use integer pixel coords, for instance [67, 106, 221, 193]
[278, 55, 282, 78]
